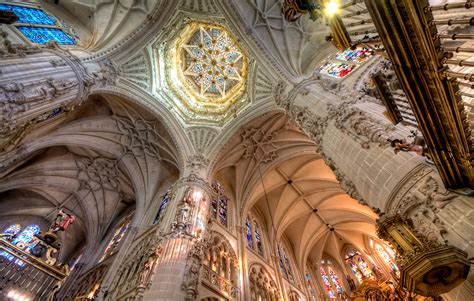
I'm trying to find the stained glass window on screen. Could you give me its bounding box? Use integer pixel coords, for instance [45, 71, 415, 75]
[254, 221, 264, 257]
[305, 272, 318, 301]
[278, 244, 295, 283]
[282, 246, 294, 281]
[320, 267, 335, 298]
[328, 267, 343, 293]
[3, 224, 21, 236]
[335, 47, 373, 63]
[245, 217, 253, 249]
[345, 249, 375, 283]
[1, 224, 40, 266]
[277, 247, 288, 278]
[346, 258, 363, 282]
[210, 181, 229, 227]
[12, 225, 40, 249]
[154, 190, 172, 224]
[245, 211, 266, 258]
[0, 4, 56, 25]
[0, 4, 77, 45]
[17, 26, 75, 45]
[375, 243, 400, 277]
[99, 218, 130, 262]
[319, 61, 356, 78]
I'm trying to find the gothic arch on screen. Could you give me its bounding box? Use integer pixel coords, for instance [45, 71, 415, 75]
[248, 262, 279, 301]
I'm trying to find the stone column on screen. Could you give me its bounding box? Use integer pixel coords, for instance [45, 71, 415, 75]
[142, 166, 212, 301]
[236, 225, 250, 301]
[275, 79, 474, 299]
[0, 29, 118, 158]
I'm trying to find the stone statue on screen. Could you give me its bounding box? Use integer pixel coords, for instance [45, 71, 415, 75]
[418, 176, 456, 211]
[389, 131, 427, 156]
[49, 209, 76, 233]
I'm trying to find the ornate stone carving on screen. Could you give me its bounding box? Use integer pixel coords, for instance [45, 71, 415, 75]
[186, 154, 209, 175]
[328, 102, 396, 149]
[0, 78, 78, 128]
[76, 157, 119, 192]
[114, 116, 162, 158]
[92, 60, 119, 86]
[0, 29, 40, 58]
[377, 213, 470, 296]
[0, 145, 27, 172]
[0, 105, 71, 152]
[182, 238, 207, 301]
[106, 230, 163, 300]
[324, 157, 367, 206]
[240, 126, 282, 164]
[248, 263, 280, 300]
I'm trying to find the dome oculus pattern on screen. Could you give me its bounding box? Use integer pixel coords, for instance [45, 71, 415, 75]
[182, 26, 245, 99]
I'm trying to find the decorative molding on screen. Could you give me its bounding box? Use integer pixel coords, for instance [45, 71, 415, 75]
[119, 51, 151, 90]
[113, 116, 162, 158]
[76, 157, 120, 192]
[0, 29, 40, 58]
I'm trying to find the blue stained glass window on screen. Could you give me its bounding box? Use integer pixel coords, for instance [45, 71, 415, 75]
[3, 224, 21, 236]
[283, 246, 294, 281]
[0, 4, 56, 25]
[277, 247, 288, 278]
[245, 217, 253, 249]
[154, 191, 171, 224]
[211, 181, 229, 227]
[17, 26, 75, 45]
[12, 225, 40, 248]
[328, 267, 344, 293]
[254, 221, 264, 256]
[1, 224, 40, 266]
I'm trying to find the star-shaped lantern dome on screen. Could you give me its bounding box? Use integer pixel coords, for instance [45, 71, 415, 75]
[160, 21, 249, 125]
[182, 26, 244, 99]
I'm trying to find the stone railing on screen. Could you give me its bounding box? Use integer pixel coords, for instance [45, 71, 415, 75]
[0, 237, 68, 300]
[201, 264, 239, 299]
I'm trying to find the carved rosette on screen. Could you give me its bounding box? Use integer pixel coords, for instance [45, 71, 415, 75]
[376, 213, 470, 296]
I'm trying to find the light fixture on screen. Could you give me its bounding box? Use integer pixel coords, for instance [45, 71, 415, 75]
[325, 1, 339, 16]
[6, 290, 30, 301]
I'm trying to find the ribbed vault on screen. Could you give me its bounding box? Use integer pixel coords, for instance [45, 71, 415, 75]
[214, 112, 378, 274]
[0, 94, 180, 261]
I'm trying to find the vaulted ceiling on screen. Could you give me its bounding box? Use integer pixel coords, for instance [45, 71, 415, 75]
[214, 112, 378, 271]
[0, 94, 180, 260]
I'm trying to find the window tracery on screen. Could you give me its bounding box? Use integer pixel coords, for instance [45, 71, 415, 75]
[277, 243, 295, 283]
[248, 263, 278, 301]
[344, 249, 375, 283]
[0, 4, 77, 45]
[99, 217, 131, 262]
[374, 242, 400, 278]
[245, 211, 265, 257]
[210, 181, 229, 228]
[320, 259, 348, 300]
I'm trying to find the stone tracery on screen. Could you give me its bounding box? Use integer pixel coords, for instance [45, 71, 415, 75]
[0, 1, 472, 301]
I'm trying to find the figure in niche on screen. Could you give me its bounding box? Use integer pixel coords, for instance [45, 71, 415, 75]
[418, 176, 456, 212]
[177, 193, 193, 224]
[389, 130, 427, 156]
[49, 208, 76, 233]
